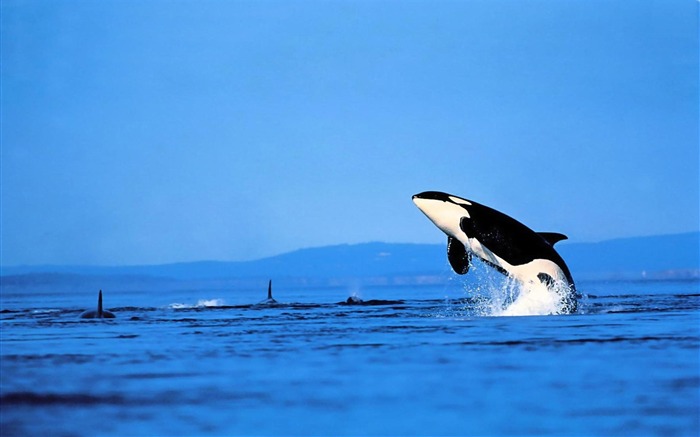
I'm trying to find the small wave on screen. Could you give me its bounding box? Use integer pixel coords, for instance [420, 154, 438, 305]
[111, 306, 145, 311]
[456, 335, 699, 348]
[0, 309, 21, 314]
[1, 391, 125, 406]
[196, 299, 225, 307]
[168, 298, 226, 309]
[3, 353, 96, 365]
[317, 343, 388, 350]
[30, 309, 62, 314]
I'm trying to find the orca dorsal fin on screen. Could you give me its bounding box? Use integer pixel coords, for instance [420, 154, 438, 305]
[447, 237, 471, 275]
[267, 280, 273, 300]
[97, 290, 103, 317]
[538, 232, 568, 246]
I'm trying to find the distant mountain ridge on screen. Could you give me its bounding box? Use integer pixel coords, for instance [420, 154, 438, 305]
[1, 232, 698, 290]
[1, 242, 445, 280]
[558, 232, 699, 280]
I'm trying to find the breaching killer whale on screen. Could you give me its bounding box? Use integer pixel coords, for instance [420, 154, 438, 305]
[80, 290, 116, 319]
[412, 191, 577, 313]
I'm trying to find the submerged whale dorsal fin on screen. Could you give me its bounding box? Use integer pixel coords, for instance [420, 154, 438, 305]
[81, 289, 115, 319]
[260, 280, 277, 305]
[538, 232, 568, 246]
[447, 237, 471, 275]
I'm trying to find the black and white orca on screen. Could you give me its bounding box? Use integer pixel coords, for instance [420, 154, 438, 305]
[80, 290, 116, 319]
[258, 280, 277, 305]
[412, 191, 577, 312]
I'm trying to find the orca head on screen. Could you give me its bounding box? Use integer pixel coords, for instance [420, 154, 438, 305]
[412, 191, 472, 242]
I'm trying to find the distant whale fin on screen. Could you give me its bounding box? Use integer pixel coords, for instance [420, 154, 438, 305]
[267, 280, 273, 300]
[447, 236, 471, 275]
[80, 290, 115, 319]
[538, 232, 568, 246]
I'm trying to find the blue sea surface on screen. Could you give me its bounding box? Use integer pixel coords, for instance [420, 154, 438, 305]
[1, 280, 699, 436]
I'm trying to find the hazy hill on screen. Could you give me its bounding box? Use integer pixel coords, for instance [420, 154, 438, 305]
[1, 232, 698, 290]
[559, 232, 699, 280]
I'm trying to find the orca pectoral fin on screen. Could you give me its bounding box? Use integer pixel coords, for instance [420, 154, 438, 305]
[447, 237, 471, 275]
[538, 232, 568, 246]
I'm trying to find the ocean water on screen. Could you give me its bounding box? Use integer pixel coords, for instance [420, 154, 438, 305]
[1, 279, 699, 436]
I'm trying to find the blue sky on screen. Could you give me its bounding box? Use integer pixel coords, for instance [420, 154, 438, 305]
[2, 0, 698, 266]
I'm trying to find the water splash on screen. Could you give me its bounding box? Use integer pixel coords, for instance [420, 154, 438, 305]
[196, 299, 225, 307]
[168, 299, 225, 309]
[460, 260, 575, 316]
[497, 280, 570, 316]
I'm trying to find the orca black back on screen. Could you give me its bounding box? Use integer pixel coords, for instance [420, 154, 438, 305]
[459, 199, 575, 285]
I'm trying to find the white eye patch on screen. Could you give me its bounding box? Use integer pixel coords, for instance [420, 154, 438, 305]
[449, 196, 472, 206]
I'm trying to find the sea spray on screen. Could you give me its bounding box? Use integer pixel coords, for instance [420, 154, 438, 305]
[458, 258, 573, 316]
[168, 299, 226, 309]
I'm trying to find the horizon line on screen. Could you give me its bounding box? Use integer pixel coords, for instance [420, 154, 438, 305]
[1, 230, 698, 270]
